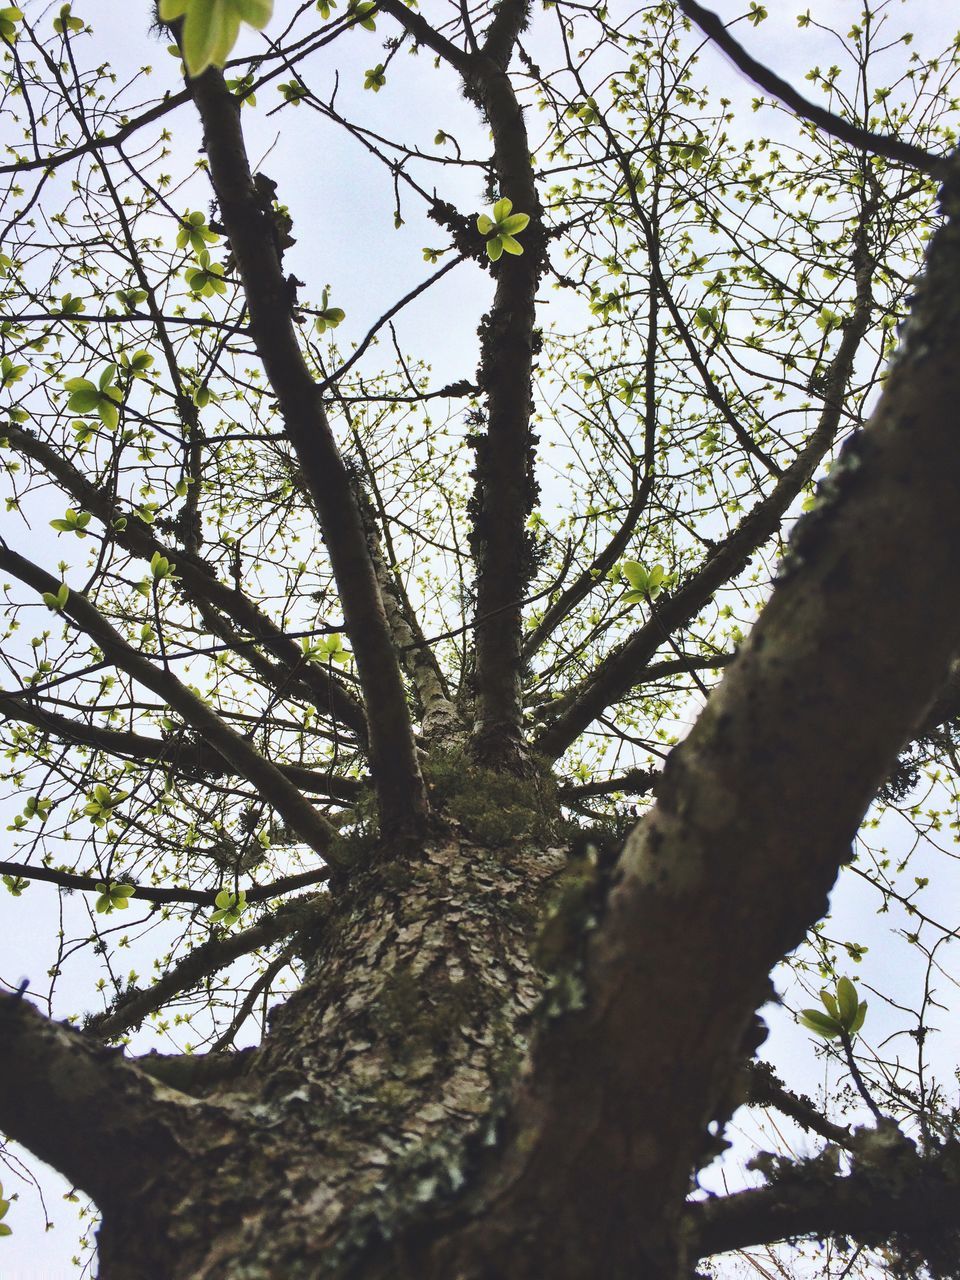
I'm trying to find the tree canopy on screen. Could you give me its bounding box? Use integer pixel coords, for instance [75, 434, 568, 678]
[1, 1, 960, 1276]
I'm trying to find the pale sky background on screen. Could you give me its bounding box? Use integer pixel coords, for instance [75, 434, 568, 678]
[1, 1, 959, 1274]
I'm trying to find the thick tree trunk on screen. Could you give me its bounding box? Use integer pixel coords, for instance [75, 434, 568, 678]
[89, 834, 566, 1279]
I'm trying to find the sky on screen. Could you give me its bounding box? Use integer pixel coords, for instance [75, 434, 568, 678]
[2, 0, 959, 1274]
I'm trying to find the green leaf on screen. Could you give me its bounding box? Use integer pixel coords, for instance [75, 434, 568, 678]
[314, 305, 345, 333]
[129, 350, 154, 372]
[97, 398, 119, 430]
[42, 582, 70, 612]
[235, 0, 272, 23]
[799, 1007, 844, 1039]
[621, 561, 649, 591]
[0, 6, 24, 41]
[211, 886, 247, 925]
[476, 214, 494, 235]
[836, 976, 859, 1026]
[818, 987, 839, 1020]
[182, 2, 240, 76]
[363, 63, 385, 91]
[848, 1000, 868, 1035]
[486, 235, 504, 261]
[349, 2, 376, 30]
[499, 213, 530, 235]
[492, 197, 513, 222]
[53, 4, 84, 34]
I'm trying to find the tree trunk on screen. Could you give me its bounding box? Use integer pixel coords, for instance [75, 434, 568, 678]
[91, 833, 569, 1280]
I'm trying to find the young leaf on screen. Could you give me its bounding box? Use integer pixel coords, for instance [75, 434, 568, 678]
[798, 1008, 844, 1039]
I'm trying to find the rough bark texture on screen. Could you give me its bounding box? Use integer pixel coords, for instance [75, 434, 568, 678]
[88, 833, 564, 1279]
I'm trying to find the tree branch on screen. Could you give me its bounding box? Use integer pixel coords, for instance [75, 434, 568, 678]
[688, 1141, 960, 1264]
[746, 1060, 852, 1148]
[381, 0, 546, 763]
[0, 858, 330, 909]
[83, 892, 327, 1040]
[558, 766, 658, 802]
[533, 203, 878, 760]
[3, 423, 368, 740]
[675, 0, 946, 177]
[0, 992, 195, 1209]
[0, 546, 338, 858]
[0, 689, 363, 801]
[179, 59, 428, 835]
[353, 484, 461, 740]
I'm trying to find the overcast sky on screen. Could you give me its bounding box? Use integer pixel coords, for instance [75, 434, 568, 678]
[2, 1, 959, 1274]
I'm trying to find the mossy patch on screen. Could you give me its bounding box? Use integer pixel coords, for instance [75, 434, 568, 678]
[421, 747, 560, 846]
[373, 960, 482, 1061]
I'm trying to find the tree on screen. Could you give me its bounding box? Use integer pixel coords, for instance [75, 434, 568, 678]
[1, 0, 959, 1275]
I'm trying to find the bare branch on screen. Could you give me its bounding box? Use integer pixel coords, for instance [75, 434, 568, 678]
[3, 423, 368, 740]
[180, 60, 428, 834]
[0, 690, 363, 801]
[0, 992, 194, 1208]
[676, 0, 947, 177]
[0, 546, 338, 857]
[688, 1142, 960, 1263]
[84, 892, 327, 1040]
[746, 1060, 852, 1148]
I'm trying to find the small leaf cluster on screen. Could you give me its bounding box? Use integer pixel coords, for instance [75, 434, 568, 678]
[41, 582, 70, 612]
[95, 881, 134, 914]
[211, 887, 246, 926]
[133, 551, 177, 598]
[52, 4, 82, 35]
[2, 873, 29, 896]
[363, 63, 385, 92]
[694, 305, 726, 337]
[348, 1, 376, 30]
[799, 976, 867, 1040]
[150, 551, 177, 581]
[56, 293, 84, 316]
[64, 365, 122, 430]
[278, 80, 307, 105]
[0, 1180, 12, 1237]
[119, 349, 154, 377]
[84, 784, 129, 828]
[301, 632, 350, 664]
[159, 0, 273, 77]
[184, 249, 227, 298]
[50, 507, 92, 538]
[0, 355, 27, 388]
[610, 560, 671, 604]
[0, 6, 23, 42]
[176, 210, 219, 256]
[476, 198, 530, 261]
[314, 288, 345, 334]
[225, 73, 257, 106]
